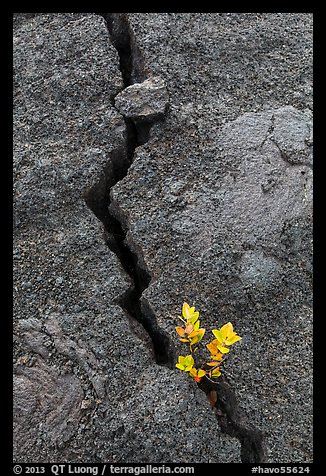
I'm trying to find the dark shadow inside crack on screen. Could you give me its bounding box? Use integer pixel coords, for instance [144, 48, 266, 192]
[99, 13, 147, 87]
[84, 129, 173, 366]
[198, 376, 265, 463]
[89, 11, 265, 461]
[85, 14, 172, 366]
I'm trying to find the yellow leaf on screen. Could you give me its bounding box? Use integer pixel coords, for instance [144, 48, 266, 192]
[227, 334, 242, 345]
[216, 343, 230, 354]
[190, 328, 205, 345]
[211, 368, 221, 378]
[182, 302, 191, 319]
[206, 362, 219, 366]
[198, 328, 205, 338]
[212, 329, 224, 344]
[193, 320, 200, 330]
[189, 313, 199, 325]
[182, 302, 199, 322]
[190, 336, 199, 345]
[215, 322, 241, 346]
[184, 355, 194, 368]
[220, 322, 233, 340]
[209, 338, 229, 353]
[189, 367, 206, 382]
[179, 338, 189, 343]
[176, 355, 194, 372]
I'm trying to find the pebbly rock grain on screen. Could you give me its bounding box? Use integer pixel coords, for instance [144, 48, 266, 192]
[111, 13, 313, 463]
[13, 13, 241, 463]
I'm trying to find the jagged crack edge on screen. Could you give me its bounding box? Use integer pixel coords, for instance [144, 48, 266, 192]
[199, 377, 266, 463]
[99, 12, 147, 87]
[88, 11, 265, 462]
[84, 12, 172, 366]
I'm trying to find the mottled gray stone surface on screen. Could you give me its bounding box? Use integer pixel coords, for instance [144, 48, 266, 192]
[13, 11, 313, 464]
[13, 13, 241, 463]
[110, 13, 313, 462]
[128, 13, 312, 124]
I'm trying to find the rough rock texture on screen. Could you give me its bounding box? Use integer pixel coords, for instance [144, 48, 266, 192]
[115, 76, 169, 120]
[110, 13, 313, 462]
[13, 13, 241, 463]
[127, 13, 312, 124]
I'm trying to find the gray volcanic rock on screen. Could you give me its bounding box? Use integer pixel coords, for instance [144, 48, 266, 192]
[110, 13, 313, 462]
[115, 76, 169, 120]
[13, 13, 241, 463]
[13, 11, 313, 464]
[14, 357, 84, 457]
[128, 13, 312, 124]
[270, 106, 313, 165]
[90, 368, 241, 463]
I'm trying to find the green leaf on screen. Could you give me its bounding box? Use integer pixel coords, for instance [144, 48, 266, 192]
[188, 312, 199, 325]
[184, 355, 194, 367]
[193, 320, 200, 331]
[197, 328, 205, 341]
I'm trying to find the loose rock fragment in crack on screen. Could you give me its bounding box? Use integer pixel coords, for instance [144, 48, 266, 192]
[114, 76, 169, 121]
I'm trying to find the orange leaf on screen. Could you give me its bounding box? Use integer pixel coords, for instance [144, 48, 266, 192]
[189, 368, 197, 377]
[175, 326, 185, 337]
[211, 352, 223, 361]
[187, 329, 198, 338]
[206, 340, 218, 355]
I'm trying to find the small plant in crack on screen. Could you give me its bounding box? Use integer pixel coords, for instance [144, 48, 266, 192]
[175, 302, 241, 383]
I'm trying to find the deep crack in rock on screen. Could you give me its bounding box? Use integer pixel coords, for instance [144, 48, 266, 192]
[87, 12, 266, 463]
[85, 13, 172, 366]
[100, 13, 147, 87]
[199, 377, 265, 463]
